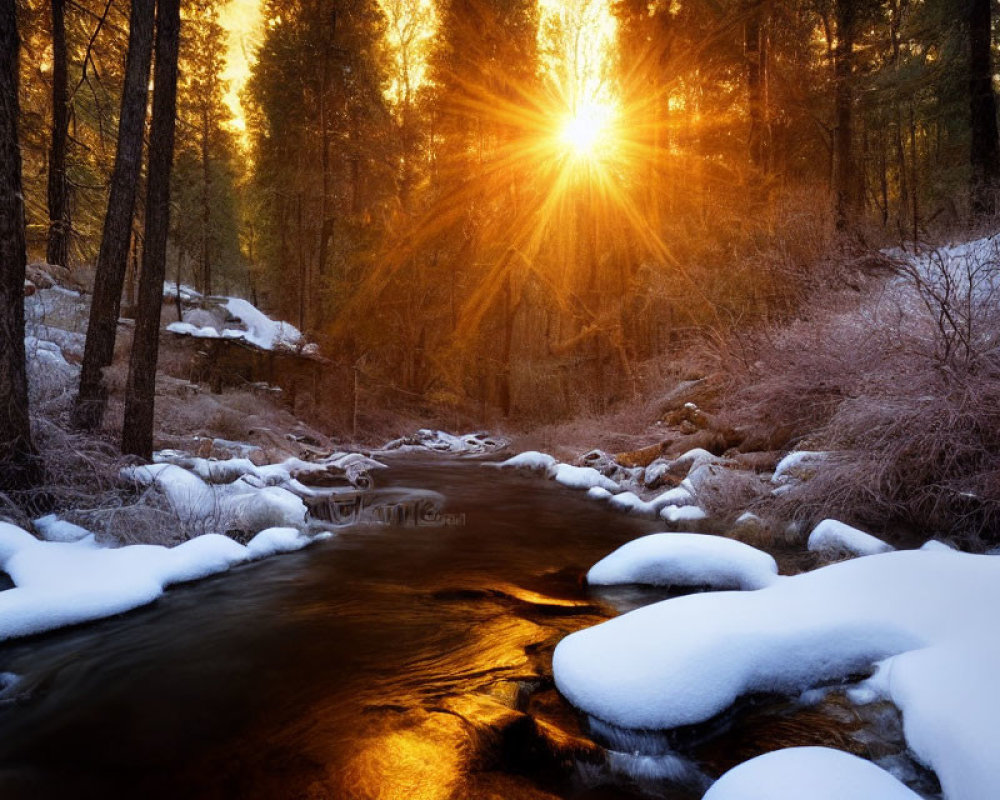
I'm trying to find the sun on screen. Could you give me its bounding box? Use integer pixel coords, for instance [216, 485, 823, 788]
[559, 101, 617, 160]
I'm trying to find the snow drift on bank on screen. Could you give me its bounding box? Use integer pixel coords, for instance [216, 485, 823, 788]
[0, 521, 316, 641]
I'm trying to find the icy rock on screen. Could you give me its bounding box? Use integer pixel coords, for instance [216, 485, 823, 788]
[702, 747, 921, 800]
[807, 519, 894, 558]
[587, 533, 779, 591]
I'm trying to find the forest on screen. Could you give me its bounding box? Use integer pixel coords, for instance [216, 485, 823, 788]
[3, 0, 1000, 797]
[5, 0, 1000, 437]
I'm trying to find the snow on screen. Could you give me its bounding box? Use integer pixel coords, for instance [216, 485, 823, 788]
[123, 463, 306, 532]
[223, 296, 303, 350]
[587, 486, 613, 501]
[587, 533, 780, 591]
[702, 747, 921, 800]
[497, 451, 558, 472]
[862, 638, 1000, 800]
[660, 504, 707, 523]
[163, 289, 307, 353]
[607, 491, 658, 517]
[380, 429, 509, 455]
[554, 545, 1000, 779]
[552, 463, 619, 492]
[0, 521, 314, 641]
[33, 515, 91, 543]
[166, 321, 220, 339]
[807, 519, 894, 557]
[671, 448, 718, 471]
[771, 450, 827, 483]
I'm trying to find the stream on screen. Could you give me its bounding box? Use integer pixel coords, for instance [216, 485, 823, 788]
[0, 459, 922, 799]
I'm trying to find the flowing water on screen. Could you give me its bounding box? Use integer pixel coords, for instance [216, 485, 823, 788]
[0, 459, 924, 800]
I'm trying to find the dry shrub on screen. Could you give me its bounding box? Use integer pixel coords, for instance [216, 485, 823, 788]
[722, 238, 1000, 544]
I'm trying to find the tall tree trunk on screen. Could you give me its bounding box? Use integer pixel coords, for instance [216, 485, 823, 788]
[745, 0, 768, 172]
[969, 0, 1000, 218]
[46, 0, 70, 267]
[200, 104, 212, 296]
[833, 0, 860, 230]
[0, 0, 41, 490]
[73, 0, 155, 430]
[122, 0, 180, 458]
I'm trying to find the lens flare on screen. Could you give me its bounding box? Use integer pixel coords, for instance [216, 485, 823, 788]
[559, 101, 617, 160]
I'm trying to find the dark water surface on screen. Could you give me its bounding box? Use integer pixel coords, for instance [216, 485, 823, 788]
[0, 459, 686, 800]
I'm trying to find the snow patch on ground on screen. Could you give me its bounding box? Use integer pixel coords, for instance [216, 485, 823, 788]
[702, 747, 922, 800]
[587, 533, 779, 590]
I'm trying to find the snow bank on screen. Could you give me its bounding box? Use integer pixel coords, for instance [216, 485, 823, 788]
[702, 747, 921, 800]
[0, 521, 313, 641]
[807, 519, 894, 557]
[587, 533, 779, 591]
[555, 548, 1000, 741]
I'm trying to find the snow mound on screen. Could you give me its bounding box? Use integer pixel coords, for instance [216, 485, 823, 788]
[702, 747, 921, 800]
[554, 547, 1000, 744]
[807, 519, 894, 557]
[0, 521, 313, 641]
[587, 533, 780, 591]
[497, 451, 557, 472]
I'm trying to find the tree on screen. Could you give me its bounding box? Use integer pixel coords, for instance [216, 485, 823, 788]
[0, 0, 41, 489]
[73, 0, 155, 431]
[46, 0, 71, 266]
[834, 0, 861, 230]
[123, 0, 181, 458]
[968, 0, 1000, 218]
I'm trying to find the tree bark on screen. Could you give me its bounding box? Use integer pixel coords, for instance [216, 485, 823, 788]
[833, 0, 860, 230]
[969, 0, 1000, 218]
[73, 0, 155, 430]
[46, 0, 71, 267]
[0, 0, 41, 490]
[122, 0, 180, 458]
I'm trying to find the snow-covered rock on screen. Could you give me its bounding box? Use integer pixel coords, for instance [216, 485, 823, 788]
[496, 450, 558, 472]
[223, 297, 303, 351]
[702, 747, 921, 800]
[552, 463, 619, 492]
[660, 504, 707, 524]
[587, 533, 779, 591]
[807, 519, 894, 557]
[771, 450, 828, 483]
[380, 429, 508, 455]
[33, 515, 91, 543]
[554, 547, 1000, 766]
